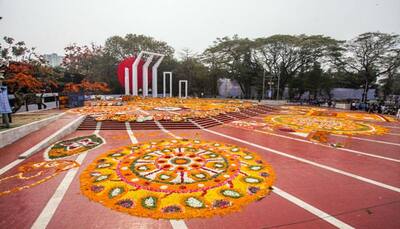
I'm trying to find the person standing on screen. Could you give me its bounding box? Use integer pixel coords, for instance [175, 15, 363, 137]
[0, 75, 12, 128]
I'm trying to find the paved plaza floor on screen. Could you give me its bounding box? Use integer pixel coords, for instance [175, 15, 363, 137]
[0, 106, 399, 229]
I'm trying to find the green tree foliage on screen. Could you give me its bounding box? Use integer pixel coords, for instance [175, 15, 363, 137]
[0, 37, 61, 112]
[3, 32, 400, 101]
[332, 32, 400, 102]
[104, 34, 174, 60]
[204, 35, 260, 98]
[254, 34, 339, 99]
[102, 34, 176, 93]
[173, 49, 210, 97]
[61, 43, 120, 93]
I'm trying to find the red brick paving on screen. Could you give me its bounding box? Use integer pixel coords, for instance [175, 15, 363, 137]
[0, 114, 399, 229]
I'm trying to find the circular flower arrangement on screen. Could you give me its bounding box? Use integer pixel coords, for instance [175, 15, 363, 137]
[265, 114, 387, 135]
[80, 139, 275, 219]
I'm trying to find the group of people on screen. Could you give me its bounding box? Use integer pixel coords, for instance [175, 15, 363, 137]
[298, 99, 336, 108]
[350, 100, 400, 116]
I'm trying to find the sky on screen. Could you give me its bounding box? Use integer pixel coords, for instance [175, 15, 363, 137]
[0, 0, 399, 56]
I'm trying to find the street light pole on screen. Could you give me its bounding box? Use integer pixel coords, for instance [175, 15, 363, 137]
[262, 69, 265, 100]
[276, 74, 280, 100]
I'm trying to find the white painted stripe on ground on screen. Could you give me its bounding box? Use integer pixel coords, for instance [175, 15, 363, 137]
[224, 114, 239, 120]
[384, 125, 400, 129]
[31, 152, 87, 229]
[162, 123, 350, 229]
[137, 109, 150, 115]
[239, 112, 252, 118]
[189, 121, 400, 193]
[125, 122, 138, 144]
[333, 134, 400, 147]
[272, 187, 354, 229]
[31, 122, 102, 229]
[19, 115, 85, 158]
[94, 122, 101, 135]
[155, 121, 182, 139]
[224, 125, 400, 163]
[387, 133, 400, 136]
[250, 129, 400, 163]
[0, 159, 25, 176]
[0, 115, 84, 176]
[209, 117, 224, 124]
[333, 146, 400, 163]
[170, 220, 189, 229]
[126, 122, 187, 229]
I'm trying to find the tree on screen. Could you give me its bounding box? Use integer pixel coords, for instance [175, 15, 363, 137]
[62, 43, 103, 78]
[0, 36, 46, 63]
[63, 80, 110, 94]
[104, 34, 174, 60]
[201, 50, 230, 97]
[5, 63, 43, 93]
[205, 35, 260, 98]
[332, 32, 400, 102]
[3, 62, 45, 112]
[0, 36, 61, 112]
[174, 49, 210, 97]
[62, 43, 119, 93]
[254, 35, 339, 99]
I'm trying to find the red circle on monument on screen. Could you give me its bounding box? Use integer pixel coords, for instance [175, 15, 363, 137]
[117, 56, 153, 92]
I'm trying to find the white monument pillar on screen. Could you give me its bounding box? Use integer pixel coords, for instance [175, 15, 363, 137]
[179, 80, 188, 98]
[142, 55, 154, 97]
[152, 55, 164, 97]
[124, 67, 130, 95]
[163, 72, 172, 97]
[132, 52, 144, 96]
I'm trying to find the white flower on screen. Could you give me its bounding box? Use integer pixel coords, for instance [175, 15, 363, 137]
[138, 166, 148, 171]
[249, 165, 262, 171]
[144, 197, 156, 207]
[186, 197, 204, 208]
[160, 174, 170, 180]
[195, 173, 206, 179]
[110, 188, 123, 197]
[221, 190, 241, 198]
[97, 163, 111, 168]
[95, 175, 108, 182]
[244, 177, 260, 183]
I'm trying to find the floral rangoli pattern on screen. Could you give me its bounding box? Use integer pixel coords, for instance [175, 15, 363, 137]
[69, 97, 255, 122]
[0, 160, 79, 196]
[45, 134, 104, 160]
[265, 114, 387, 135]
[80, 139, 275, 219]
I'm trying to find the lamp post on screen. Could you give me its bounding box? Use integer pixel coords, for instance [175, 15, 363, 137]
[262, 69, 266, 100]
[276, 74, 281, 100]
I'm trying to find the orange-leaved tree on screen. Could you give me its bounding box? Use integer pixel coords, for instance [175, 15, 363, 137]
[3, 62, 45, 112]
[63, 80, 110, 94]
[5, 62, 43, 93]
